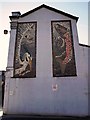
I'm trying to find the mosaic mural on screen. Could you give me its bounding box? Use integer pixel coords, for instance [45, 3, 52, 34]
[14, 22, 37, 78]
[51, 21, 76, 77]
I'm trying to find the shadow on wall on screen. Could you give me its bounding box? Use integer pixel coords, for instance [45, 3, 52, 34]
[88, 1, 90, 116]
[0, 87, 1, 109]
[0, 71, 5, 109]
[88, 48, 90, 115]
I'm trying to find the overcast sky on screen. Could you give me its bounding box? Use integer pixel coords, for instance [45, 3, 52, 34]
[0, 0, 89, 70]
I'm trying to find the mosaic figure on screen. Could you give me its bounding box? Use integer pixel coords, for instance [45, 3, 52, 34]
[14, 22, 36, 78]
[52, 21, 76, 77]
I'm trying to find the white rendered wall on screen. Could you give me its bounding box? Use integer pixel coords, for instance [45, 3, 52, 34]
[3, 8, 88, 116]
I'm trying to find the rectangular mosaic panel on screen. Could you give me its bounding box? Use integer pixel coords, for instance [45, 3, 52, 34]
[14, 22, 37, 78]
[51, 21, 77, 77]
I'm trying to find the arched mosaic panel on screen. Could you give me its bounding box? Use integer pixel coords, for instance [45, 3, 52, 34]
[51, 20, 77, 77]
[14, 22, 37, 78]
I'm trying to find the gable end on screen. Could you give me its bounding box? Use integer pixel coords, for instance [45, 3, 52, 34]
[21, 4, 79, 22]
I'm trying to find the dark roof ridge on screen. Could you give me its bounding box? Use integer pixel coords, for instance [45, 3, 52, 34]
[79, 43, 90, 48]
[21, 4, 79, 22]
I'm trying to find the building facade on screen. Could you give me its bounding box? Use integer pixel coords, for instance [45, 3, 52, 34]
[3, 4, 89, 116]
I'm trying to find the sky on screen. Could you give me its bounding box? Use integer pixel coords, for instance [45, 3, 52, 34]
[0, 0, 89, 70]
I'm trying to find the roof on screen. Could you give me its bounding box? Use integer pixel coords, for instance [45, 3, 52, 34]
[79, 43, 90, 48]
[21, 4, 79, 22]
